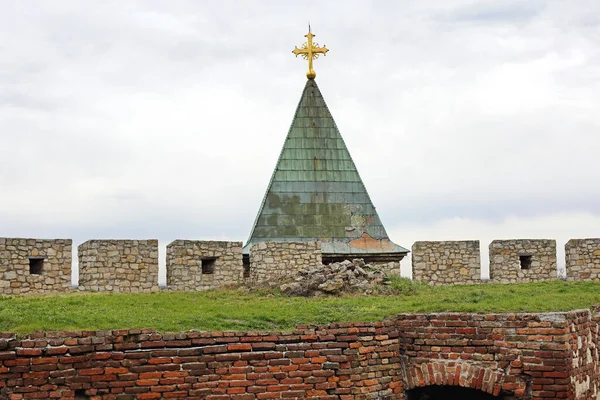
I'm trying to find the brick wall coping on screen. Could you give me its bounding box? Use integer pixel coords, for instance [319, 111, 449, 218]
[0, 308, 594, 341]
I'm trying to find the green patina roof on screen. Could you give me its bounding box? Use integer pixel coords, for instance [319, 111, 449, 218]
[244, 79, 408, 257]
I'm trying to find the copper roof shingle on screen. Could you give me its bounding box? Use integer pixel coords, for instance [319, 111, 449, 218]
[244, 79, 408, 257]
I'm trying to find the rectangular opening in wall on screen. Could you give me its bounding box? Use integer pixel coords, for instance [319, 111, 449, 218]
[243, 254, 250, 279]
[202, 258, 216, 274]
[29, 258, 44, 275]
[519, 255, 532, 270]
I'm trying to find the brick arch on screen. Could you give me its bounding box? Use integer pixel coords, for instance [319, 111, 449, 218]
[403, 361, 528, 398]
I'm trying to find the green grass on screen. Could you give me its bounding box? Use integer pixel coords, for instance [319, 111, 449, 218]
[0, 280, 599, 335]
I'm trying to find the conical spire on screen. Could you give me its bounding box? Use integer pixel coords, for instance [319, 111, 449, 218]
[244, 80, 408, 259]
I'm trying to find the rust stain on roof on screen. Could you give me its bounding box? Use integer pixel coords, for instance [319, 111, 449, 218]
[349, 233, 396, 251]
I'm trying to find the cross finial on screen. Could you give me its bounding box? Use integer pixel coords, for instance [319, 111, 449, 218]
[292, 28, 329, 79]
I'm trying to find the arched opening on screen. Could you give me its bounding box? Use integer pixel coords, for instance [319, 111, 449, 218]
[406, 385, 501, 400]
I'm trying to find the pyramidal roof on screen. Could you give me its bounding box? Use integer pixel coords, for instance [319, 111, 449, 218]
[244, 79, 408, 257]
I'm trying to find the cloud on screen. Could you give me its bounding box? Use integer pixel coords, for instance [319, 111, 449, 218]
[447, 1, 544, 24]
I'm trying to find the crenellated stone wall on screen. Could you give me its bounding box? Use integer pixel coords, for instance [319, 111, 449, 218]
[411, 240, 481, 285]
[1, 237, 600, 294]
[249, 241, 322, 283]
[565, 238, 600, 281]
[78, 240, 159, 292]
[0, 238, 72, 294]
[166, 240, 243, 290]
[489, 239, 557, 283]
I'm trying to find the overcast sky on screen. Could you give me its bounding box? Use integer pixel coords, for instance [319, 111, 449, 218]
[1, 0, 599, 281]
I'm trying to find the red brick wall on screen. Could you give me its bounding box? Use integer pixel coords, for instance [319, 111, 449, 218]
[397, 312, 578, 399]
[0, 311, 596, 399]
[0, 323, 402, 400]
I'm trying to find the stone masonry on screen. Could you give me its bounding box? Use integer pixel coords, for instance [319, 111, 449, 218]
[489, 239, 557, 283]
[0, 238, 72, 294]
[2, 237, 599, 294]
[566, 238, 600, 281]
[166, 240, 243, 291]
[412, 240, 481, 285]
[249, 241, 322, 284]
[370, 260, 401, 276]
[78, 240, 158, 292]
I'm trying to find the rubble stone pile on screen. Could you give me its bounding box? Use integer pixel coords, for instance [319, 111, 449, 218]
[278, 258, 391, 296]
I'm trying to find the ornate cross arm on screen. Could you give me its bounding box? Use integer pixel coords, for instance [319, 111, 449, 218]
[292, 30, 329, 79]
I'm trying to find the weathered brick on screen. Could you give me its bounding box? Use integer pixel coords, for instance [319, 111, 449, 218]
[0, 310, 596, 399]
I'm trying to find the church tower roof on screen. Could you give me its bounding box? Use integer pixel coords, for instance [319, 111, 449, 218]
[243, 78, 408, 259]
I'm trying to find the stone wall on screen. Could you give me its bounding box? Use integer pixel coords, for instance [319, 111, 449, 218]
[566, 238, 600, 281]
[78, 240, 158, 292]
[0, 310, 596, 399]
[566, 308, 600, 399]
[411, 240, 481, 285]
[3, 237, 600, 294]
[166, 240, 243, 290]
[249, 241, 322, 283]
[370, 260, 401, 276]
[489, 239, 557, 283]
[0, 238, 72, 294]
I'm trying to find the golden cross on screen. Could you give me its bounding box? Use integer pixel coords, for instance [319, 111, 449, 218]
[292, 28, 329, 79]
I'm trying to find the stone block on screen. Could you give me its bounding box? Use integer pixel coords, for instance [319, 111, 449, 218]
[489, 239, 557, 283]
[249, 241, 322, 284]
[412, 241, 481, 286]
[566, 238, 600, 281]
[78, 240, 158, 292]
[166, 240, 243, 291]
[0, 238, 72, 294]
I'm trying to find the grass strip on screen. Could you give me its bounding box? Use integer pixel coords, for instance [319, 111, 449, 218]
[0, 279, 598, 335]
